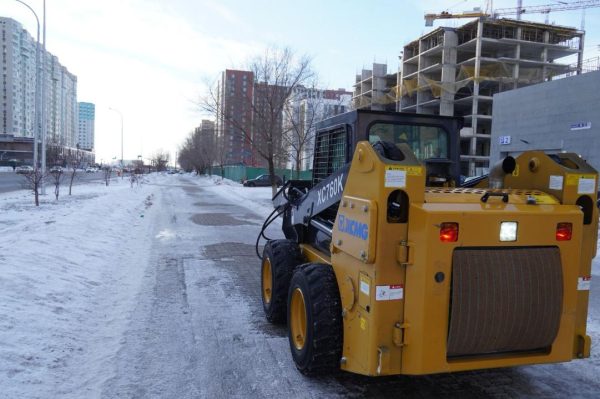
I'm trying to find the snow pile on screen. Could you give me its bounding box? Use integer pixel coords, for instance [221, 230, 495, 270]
[202, 175, 277, 218]
[206, 174, 240, 187]
[0, 175, 164, 398]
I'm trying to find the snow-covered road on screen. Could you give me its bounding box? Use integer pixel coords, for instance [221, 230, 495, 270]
[1, 174, 599, 398]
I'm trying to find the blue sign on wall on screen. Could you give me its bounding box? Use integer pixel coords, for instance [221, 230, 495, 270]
[499, 135, 511, 145]
[570, 122, 592, 131]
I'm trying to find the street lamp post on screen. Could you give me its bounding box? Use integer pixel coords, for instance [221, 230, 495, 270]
[40, 0, 47, 194]
[108, 107, 124, 175]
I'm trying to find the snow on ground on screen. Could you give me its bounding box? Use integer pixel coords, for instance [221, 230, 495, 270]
[204, 174, 279, 217]
[0, 175, 166, 398]
[0, 173, 277, 398]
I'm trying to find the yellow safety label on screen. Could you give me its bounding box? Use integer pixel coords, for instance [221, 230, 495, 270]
[566, 174, 596, 186]
[512, 164, 520, 177]
[385, 165, 422, 176]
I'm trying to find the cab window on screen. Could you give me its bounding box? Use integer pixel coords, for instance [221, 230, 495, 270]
[368, 123, 448, 161]
[313, 126, 347, 184]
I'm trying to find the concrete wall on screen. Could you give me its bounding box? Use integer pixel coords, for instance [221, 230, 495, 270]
[490, 70, 600, 171]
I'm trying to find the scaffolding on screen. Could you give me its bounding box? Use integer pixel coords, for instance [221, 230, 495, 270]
[396, 18, 584, 176]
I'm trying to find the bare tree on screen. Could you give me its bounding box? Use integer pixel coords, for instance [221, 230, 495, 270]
[132, 159, 144, 174]
[22, 167, 45, 206]
[103, 166, 112, 186]
[66, 148, 83, 195]
[49, 169, 64, 200]
[178, 125, 217, 175]
[213, 135, 229, 178]
[177, 141, 195, 173]
[151, 149, 170, 172]
[198, 46, 314, 194]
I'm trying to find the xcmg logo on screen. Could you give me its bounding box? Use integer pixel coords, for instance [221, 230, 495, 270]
[337, 214, 368, 240]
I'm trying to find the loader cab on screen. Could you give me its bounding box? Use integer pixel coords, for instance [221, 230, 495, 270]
[313, 110, 462, 187]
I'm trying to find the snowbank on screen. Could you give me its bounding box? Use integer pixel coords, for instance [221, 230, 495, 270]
[0, 175, 164, 398]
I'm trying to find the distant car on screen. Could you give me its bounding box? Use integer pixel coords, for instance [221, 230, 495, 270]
[49, 166, 63, 174]
[85, 167, 97, 173]
[243, 174, 283, 187]
[15, 165, 33, 174]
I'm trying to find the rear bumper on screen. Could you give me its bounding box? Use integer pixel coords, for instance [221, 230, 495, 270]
[400, 203, 585, 374]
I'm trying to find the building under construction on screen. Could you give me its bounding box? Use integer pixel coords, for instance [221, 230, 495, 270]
[396, 18, 584, 176]
[352, 63, 397, 111]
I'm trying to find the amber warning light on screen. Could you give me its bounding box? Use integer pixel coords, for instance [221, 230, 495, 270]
[440, 222, 459, 242]
[556, 223, 572, 241]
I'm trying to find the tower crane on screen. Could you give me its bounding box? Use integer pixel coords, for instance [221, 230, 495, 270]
[425, 0, 600, 26]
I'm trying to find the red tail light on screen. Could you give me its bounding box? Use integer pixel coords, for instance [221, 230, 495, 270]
[440, 222, 459, 242]
[556, 223, 572, 241]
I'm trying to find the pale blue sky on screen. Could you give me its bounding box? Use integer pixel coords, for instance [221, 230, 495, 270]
[2, 0, 599, 162]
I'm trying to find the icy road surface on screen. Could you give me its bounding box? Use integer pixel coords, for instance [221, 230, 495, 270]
[1, 174, 599, 398]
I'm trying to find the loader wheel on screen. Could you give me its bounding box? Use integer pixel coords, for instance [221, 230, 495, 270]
[287, 263, 342, 375]
[261, 240, 302, 324]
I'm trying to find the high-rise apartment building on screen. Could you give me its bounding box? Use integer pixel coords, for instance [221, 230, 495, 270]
[217, 69, 254, 165]
[49, 55, 78, 147]
[1, 17, 37, 137]
[198, 119, 215, 138]
[0, 17, 79, 164]
[78, 102, 94, 151]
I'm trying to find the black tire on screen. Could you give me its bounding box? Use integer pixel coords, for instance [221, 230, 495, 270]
[287, 263, 343, 375]
[261, 240, 302, 323]
[247, 182, 255, 187]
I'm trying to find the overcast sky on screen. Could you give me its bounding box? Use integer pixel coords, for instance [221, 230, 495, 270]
[3, 0, 599, 164]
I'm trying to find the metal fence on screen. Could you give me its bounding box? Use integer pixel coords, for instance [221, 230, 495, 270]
[212, 165, 312, 183]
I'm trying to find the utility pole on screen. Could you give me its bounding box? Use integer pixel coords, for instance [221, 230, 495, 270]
[41, 0, 47, 194]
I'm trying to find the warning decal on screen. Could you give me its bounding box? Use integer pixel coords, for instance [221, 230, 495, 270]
[375, 285, 404, 301]
[578, 178, 596, 194]
[548, 175, 563, 191]
[384, 169, 406, 188]
[384, 166, 422, 188]
[578, 276, 591, 291]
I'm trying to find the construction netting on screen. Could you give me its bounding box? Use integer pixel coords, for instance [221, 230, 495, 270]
[399, 62, 565, 99]
[356, 63, 576, 110]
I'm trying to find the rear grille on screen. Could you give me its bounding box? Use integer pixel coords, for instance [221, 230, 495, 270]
[447, 247, 563, 358]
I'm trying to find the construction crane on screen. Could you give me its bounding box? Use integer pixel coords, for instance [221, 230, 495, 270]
[425, 0, 600, 26]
